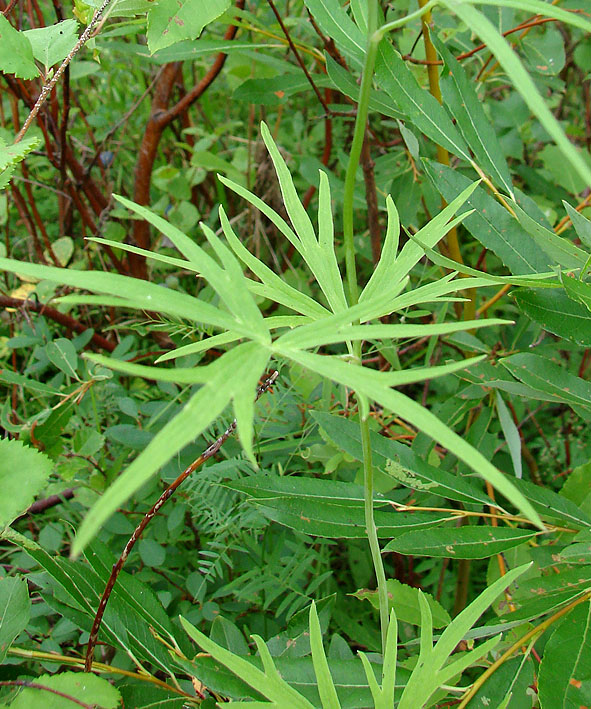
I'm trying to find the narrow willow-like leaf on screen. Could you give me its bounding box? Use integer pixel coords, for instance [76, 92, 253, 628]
[440, 0, 591, 192]
[309, 602, 341, 708]
[375, 41, 471, 164]
[514, 288, 591, 346]
[302, 0, 365, 68]
[496, 391, 522, 479]
[510, 201, 589, 270]
[180, 617, 314, 707]
[423, 160, 550, 275]
[432, 34, 513, 196]
[325, 55, 403, 119]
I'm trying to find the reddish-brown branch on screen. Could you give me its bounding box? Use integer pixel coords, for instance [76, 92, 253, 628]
[267, 0, 330, 115]
[360, 131, 381, 265]
[130, 0, 245, 279]
[403, 16, 563, 65]
[0, 295, 116, 352]
[0, 681, 93, 708]
[9, 184, 47, 263]
[84, 369, 279, 672]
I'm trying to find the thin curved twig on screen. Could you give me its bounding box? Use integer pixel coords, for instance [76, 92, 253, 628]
[84, 369, 279, 672]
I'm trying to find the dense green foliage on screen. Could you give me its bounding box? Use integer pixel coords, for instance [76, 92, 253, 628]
[1, 0, 591, 706]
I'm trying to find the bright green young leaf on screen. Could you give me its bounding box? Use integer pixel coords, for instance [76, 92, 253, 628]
[399, 564, 531, 708]
[219, 205, 328, 319]
[354, 578, 450, 628]
[0, 439, 53, 530]
[370, 180, 479, 293]
[309, 602, 341, 708]
[114, 195, 269, 342]
[260, 122, 348, 314]
[24, 20, 78, 72]
[0, 577, 30, 662]
[7, 672, 121, 709]
[384, 526, 537, 559]
[513, 288, 591, 346]
[180, 617, 315, 707]
[0, 16, 39, 79]
[0, 256, 240, 334]
[146, 0, 231, 54]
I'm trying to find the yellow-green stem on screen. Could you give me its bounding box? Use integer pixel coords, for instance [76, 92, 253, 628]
[417, 0, 476, 320]
[342, 0, 442, 658]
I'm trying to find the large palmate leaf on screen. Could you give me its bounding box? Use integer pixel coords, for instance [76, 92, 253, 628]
[72, 341, 270, 556]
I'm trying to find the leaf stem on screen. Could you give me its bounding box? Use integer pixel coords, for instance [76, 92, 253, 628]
[343, 0, 445, 658]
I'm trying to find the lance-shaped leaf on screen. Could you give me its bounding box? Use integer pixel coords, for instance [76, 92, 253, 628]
[433, 33, 514, 197]
[439, 0, 591, 193]
[375, 41, 471, 164]
[278, 348, 543, 528]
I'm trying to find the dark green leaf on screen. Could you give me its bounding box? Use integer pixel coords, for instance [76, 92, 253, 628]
[513, 288, 591, 346]
[423, 160, 550, 274]
[384, 526, 537, 559]
[538, 601, 591, 708]
[0, 577, 30, 662]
